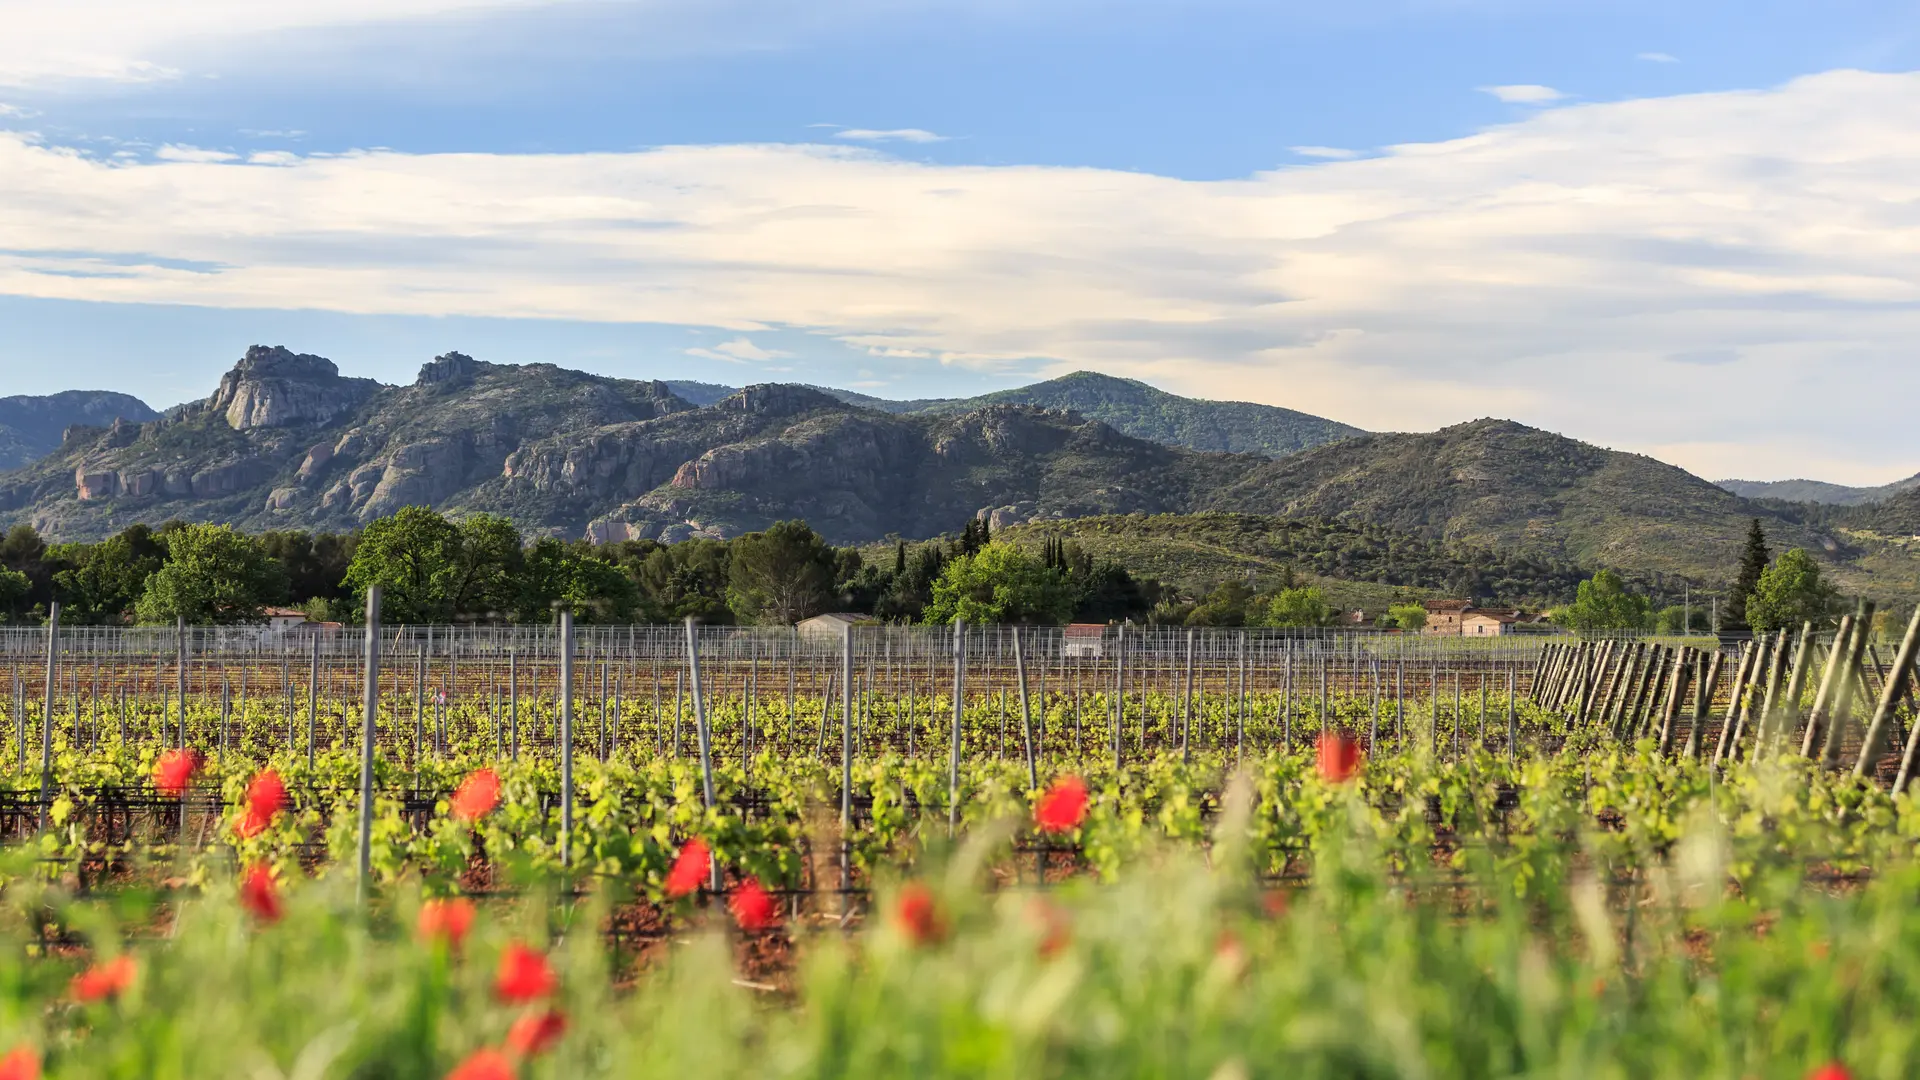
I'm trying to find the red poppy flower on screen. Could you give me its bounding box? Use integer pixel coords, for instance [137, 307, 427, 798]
[449, 768, 502, 823]
[153, 749, 197, 798]
[728, 878, 779, 932]
[1317, 733, 1361, 783]
[494, 943, 557, 1003]
[0, 1045, 38, 1080]
[239, 865, 282, 924]
[445, 1048, 514, 1080]
[1034, 775, 1090, 834]
[71, 954, 136, 1002]
[1262, 890, 1290, 918]
[505, 1009, 568, 1057]
[1807, 1065, 1852, 1080]
[664, 838, 710, 898]
[235, 768, 288, 838]
[418, 897, 477, 950]
[894, 882, 944, 946]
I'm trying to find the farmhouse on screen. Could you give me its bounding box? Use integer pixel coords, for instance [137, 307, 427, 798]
[796, 612, 879, 639]
[1423, 599, 1472, 634]
[1062, 623, 1106, 658]
[1461, 610, 1523, 636]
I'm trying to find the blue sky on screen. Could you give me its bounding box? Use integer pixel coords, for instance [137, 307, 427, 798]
[2, 0, 1919, 482]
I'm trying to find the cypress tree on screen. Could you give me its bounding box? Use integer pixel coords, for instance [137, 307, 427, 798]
[1727, 518, 1771, 629]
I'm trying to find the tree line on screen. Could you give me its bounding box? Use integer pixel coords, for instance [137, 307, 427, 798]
[0, 512, 1163, 628]
[1550, 520, 1842, 633]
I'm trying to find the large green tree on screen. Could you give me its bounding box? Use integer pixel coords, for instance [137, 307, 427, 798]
[1185, 580, 1256, 626]
[50, 524, 166, 623]
[922, 543, 1075, 625]
[726, 521, 837, 625]
[1745, 548, 1839, 632]
[1260, 586, 1338, 628]
[134, 524, 287, 625]
[0, 569, 28, 623]
[1726, 518, 1771, 630]
[519, 538, 638, 623]
[1553, 570, 1652, 631]
[343, 508, 525, 623]
[627, 540, 734, 623]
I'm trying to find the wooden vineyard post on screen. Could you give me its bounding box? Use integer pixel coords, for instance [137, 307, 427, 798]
[1767, 625, 1816, 759]
[1395, 663, 1405, 749]
[1111, 622, 1125, 770]
[1682, 651, 1722, 759]
[356, 586, 382, 907]
[839, 621, 853, 910]
[1855, 605, 1920, 780]
[1655, 651, 1691, 753]
[307, 637, 320, 768]
[1235, 632, 1248, 765]
[176, 617, 188, 750]
[413, 650, 426, 767]
[1801, 614, 1855, 757]
[1712, 641, 1758, 765]
[1819, 602, 1875, 771]
[686, 617, 717, 889]
[1505, 669, 1516, 763]
[37, 603, 57, 832]
[949, 619, 965, 837]
[1179, 629, 1195, 765]
[560, 612, 576, 870]
[509, 649, 519, 761]
[1578, 641, 1614, 728]
[1014, 626, 1038, 791]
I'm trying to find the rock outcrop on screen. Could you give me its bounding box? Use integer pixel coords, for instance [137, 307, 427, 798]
[208, 346, 381, 431]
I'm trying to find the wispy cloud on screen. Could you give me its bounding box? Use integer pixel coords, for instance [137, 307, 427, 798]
[3, 70, 1920, 479]
[155, 145, 239, 163]
[1637, 52, 1680, 63]
[687, 337, 791, 364]
[833, 128, 949, 144]
[0, 0, 568, 86]
[1289, 146, 1360, 160]
[1479, 84, 1566, 104]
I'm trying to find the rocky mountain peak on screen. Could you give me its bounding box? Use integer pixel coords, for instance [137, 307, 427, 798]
[719, 384, 844, 418]
[209, 345, 382, 431]
[416, 351, 492, 386]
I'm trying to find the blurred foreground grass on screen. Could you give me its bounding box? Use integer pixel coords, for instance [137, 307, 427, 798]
[0, 775, 1911, 1079]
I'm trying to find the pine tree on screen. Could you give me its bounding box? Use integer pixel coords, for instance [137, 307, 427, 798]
[1726, 518, 1771, 630]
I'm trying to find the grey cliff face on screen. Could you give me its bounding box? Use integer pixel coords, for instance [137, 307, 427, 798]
[209, 346, 381, 430]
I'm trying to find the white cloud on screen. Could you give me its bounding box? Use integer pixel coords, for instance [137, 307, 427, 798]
[155, 144, 240, 163]
[833, 128, 949, 143]
[1638, 52, 1679, 63]
[687, 337, 791, 364]
[1289, 146, 1360, 160]
[1480, 84, 1566, 104]
[0, 0, 569, 86]
[3, 70, 1920, 480]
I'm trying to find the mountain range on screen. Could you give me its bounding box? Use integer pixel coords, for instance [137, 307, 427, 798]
[4, 345, 1918, 601]
[0, 392, 159, 473]
[1716, 474, 1920, 506]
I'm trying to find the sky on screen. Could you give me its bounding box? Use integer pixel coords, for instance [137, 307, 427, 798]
[2, 1, 1919, 484]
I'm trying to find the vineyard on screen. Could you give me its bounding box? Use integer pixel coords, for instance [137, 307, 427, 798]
[0, 597, 1915, 1077]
